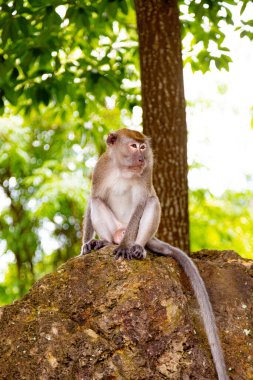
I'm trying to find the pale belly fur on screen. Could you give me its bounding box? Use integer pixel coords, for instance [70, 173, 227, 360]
[106, 175, 145, 227]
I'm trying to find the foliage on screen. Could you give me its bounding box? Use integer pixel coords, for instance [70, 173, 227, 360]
[0, 0, 252, 115]
[190, 189, 253, 259]
[180, 0, 253, 72]
[0, 0, 140, 117]
[0, 112, 88, 304]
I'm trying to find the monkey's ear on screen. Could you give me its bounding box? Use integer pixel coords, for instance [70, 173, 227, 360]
[106, 132, 118, 146]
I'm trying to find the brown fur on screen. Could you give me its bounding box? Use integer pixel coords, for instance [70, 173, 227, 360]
[116, 128, 147, 142]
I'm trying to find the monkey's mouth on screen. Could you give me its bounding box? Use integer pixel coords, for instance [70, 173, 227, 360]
[128, 164, 144, 171]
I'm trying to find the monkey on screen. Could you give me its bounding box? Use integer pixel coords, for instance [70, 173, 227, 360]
[80, 128, 229, 380]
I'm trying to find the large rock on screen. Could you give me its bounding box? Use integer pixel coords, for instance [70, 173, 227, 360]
[0, 248, 252, 380]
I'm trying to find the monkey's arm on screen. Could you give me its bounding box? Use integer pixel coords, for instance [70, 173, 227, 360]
[146, 238, 229, 380]
[114, 196, 160, 260]
[135, 196, 161, 246]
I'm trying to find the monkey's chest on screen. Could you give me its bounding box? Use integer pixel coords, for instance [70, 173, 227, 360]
[107, 181, 143, 225]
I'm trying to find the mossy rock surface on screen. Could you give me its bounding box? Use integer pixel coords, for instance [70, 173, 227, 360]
[0, 248, 252, 380]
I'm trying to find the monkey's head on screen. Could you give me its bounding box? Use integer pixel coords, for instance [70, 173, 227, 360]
[106, 128, 152, 175]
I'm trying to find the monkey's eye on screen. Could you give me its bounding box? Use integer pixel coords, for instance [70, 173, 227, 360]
[140, 144, 146, 150]
[130, 143, 138, 150]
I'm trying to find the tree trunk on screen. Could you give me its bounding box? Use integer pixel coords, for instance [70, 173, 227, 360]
[135, 0, 189, 252]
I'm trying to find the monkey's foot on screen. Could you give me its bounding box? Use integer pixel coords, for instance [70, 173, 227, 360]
[80, 239, 109, 255]
[130, 244, 147, 259]
[114, 244, 146, 260]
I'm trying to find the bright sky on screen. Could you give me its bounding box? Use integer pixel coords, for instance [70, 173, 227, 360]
[185, 14, 253, 195]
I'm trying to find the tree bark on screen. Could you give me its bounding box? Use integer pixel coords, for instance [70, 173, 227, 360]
[135, 0, 189, 252]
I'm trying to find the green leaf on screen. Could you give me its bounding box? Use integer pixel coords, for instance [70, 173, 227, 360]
[18, 17, 29, 36]
[219, 46, 230, 52]
[242, 20, 253, 27]
[221, 53, 232, 62]
[65, 6, 75, 20]
[4, 86, 18, 105]
[119, 0, 128, 15]
[39, 52, 52, 69]
[79, 8, 90, 29]
[196, 50, 212, 73]
[77, 94, 86, 117]
[35, 87, 50, 105]
[222, 0, 236, 5]
[128, 0, 135, 10]
[108, 1, 118, 18]
[10, 67, 19, 81]
[1, 19, 11, 47]
[10, 19, 19, 41]
[15, 0, 24, 10]
[99, 0, 108, 15]
[54, 56, 61, 71]
[214, 58, 222, 70]
[240, 1, 247, 15]
[240, 30, 253, 40]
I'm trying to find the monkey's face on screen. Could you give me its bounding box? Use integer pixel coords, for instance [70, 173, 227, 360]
[115, 138, 149, 174]
[106, 130, 152, 176]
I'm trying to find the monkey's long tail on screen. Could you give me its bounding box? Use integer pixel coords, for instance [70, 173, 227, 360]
[146, 238, 229, 380]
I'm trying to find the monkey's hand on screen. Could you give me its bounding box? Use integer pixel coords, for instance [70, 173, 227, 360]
[114, 244, 146, 260]
[80, 239, 109, 255]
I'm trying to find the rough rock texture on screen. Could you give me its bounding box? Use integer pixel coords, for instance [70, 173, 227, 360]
[0, 248, 252, 380]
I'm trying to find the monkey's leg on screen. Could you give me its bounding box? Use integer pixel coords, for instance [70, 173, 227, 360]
[81, 198, 112, 255]
[114, 197, 160, 260]
[90, 197, 121, 243]
[81, 200, 98, 255]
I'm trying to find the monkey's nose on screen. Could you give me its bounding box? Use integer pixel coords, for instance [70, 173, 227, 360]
[138, 156, 144, 163]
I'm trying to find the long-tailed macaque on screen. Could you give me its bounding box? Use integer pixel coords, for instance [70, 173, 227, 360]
[80, 128, 228, 380]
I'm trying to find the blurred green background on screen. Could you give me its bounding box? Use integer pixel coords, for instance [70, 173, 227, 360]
[0, 0, 253, 305]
